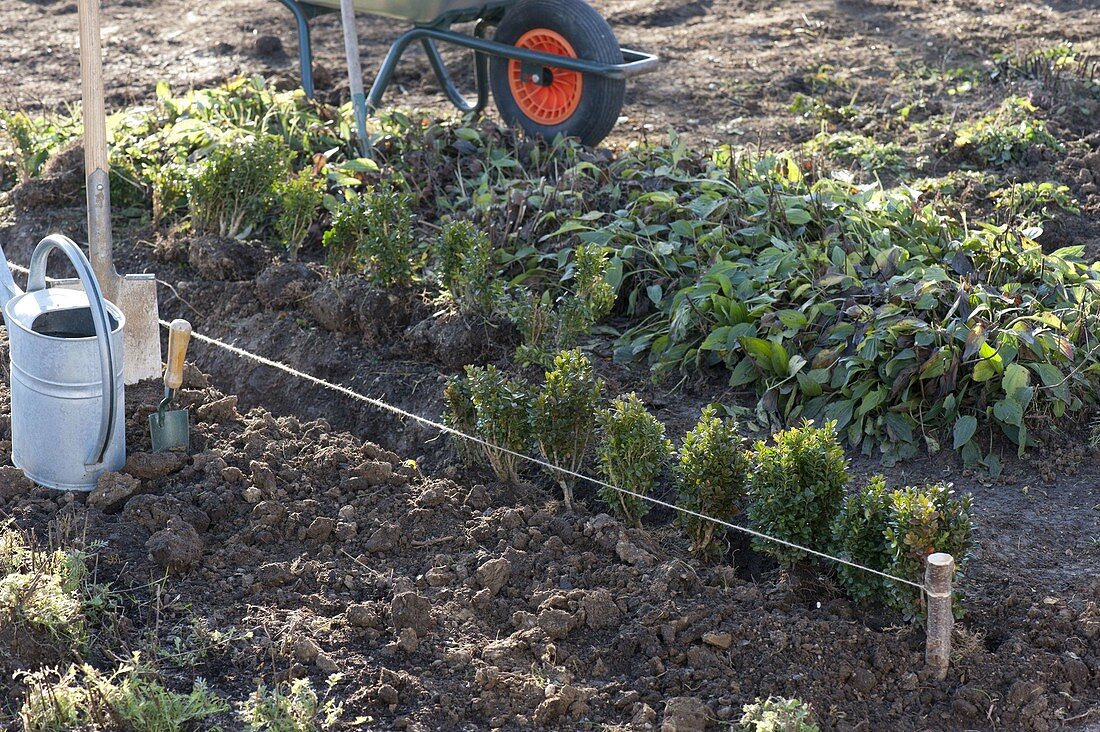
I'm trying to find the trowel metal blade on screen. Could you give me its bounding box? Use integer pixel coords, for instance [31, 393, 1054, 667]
[149, 409, 189, 453]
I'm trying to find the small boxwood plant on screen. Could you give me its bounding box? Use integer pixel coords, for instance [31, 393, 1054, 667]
[829, 474, 893, 604]
[322, 181, 415, 285]
[443, 374, 478, 465]
[464, 364, 532, 484]
[595, 393, 672, 525]
[746, 420, 849, 567]
[739, 696, 819, 732]
[530, 349, 604, 510]
[187, 133, 290, 238]
[274, 168, 324, 261]
[885, 482, 973, 621]
[435, 219, 500, 316]
[511, 244, 616, 366]
[675, 405, 749, 558]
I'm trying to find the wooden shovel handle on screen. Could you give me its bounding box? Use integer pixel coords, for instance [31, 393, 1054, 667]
[164, 319, 192, 391]
[77, 0, 108, 174]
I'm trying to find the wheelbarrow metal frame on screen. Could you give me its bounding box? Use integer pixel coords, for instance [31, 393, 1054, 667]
[273, 0, 658, 117]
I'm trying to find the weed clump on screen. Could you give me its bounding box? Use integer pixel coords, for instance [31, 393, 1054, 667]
[885, 482, 972, 620]
[274, 168, 324, 260]
[322, 181, 415, 285]
[804, 131, 907, 174]
[746, 420, 848, 567]
[19, 657, 226, 732]
[954, 96, 1062, 166]
[596, 393, 672, 525]
[739, 696, 819, 732]
[0, 529, 91, 645]
[675, 405, 749, 558]
[187, 133, 291, 238]
[242, 676, 347, 731]
[531, 349, 604, 509]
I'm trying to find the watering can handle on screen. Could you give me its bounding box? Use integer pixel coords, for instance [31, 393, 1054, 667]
[27, 235, 119, 469]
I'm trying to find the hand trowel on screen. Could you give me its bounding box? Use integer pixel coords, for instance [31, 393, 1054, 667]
[149, 319, 192, 452]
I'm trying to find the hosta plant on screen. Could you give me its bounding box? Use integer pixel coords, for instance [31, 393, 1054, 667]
[464, 364, 532, 484]
[675, 405, 749, 558]
[746, 420, 849, 566]
[739, 696, 819, 732]
[885, 482, 972, 621]
[595, 393, 672, 525]
[830, 474, 893, 604]
[186, 133, 290, 238]
[530, 349, 604, 510]
[274, 168, 324, 260]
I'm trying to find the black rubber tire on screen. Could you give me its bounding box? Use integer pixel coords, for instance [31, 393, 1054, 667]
[489, 0, 625, 147]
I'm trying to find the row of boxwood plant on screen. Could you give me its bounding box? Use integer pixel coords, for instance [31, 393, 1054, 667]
[445, 351, 973, 619]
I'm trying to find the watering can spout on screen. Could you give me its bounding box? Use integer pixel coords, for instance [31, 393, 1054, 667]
[0, 241, 24, 308]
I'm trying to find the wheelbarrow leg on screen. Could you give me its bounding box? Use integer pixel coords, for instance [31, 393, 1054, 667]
[420, 30, 489, 116]
[274, 0, 316, 97]
[367, 28, 419, 112]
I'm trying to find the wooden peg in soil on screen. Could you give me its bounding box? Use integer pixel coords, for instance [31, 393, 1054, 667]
[924, 552, 955, 680]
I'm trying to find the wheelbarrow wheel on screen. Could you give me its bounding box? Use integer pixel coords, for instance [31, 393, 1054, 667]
[489, 0, 625, 147]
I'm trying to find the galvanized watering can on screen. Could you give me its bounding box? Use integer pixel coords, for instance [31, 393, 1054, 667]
[0, 234, 125, 491]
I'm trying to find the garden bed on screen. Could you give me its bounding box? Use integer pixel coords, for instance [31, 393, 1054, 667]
[1, 0, 1100, 729]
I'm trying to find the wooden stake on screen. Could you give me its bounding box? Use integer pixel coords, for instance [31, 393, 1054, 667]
[924, 552, 955, 680]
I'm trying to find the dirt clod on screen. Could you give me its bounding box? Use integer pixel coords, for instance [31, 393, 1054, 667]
[88, 471, 141, 510]
[122, 451, 189, 481]
[145, 516, 202, 574]
[391, 591, 432, 636]
[662, 696, 712, 732]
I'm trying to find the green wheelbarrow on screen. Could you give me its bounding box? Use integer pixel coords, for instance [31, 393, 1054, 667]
[272, 0, 658, 145]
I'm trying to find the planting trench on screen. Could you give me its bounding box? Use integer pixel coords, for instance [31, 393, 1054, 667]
[0, 205, 1098, 729]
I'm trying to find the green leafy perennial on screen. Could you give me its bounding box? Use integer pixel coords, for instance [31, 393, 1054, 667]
[596, 393, 672, 525]
[531, 349, 604, 510]
[747, 420, 849, 567]
[675, 406, 749, 558]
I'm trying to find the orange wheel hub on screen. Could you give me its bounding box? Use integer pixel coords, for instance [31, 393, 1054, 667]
[508, 29, 582, 125]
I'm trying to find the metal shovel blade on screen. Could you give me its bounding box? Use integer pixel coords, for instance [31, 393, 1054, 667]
[149, 408, 189, 453]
